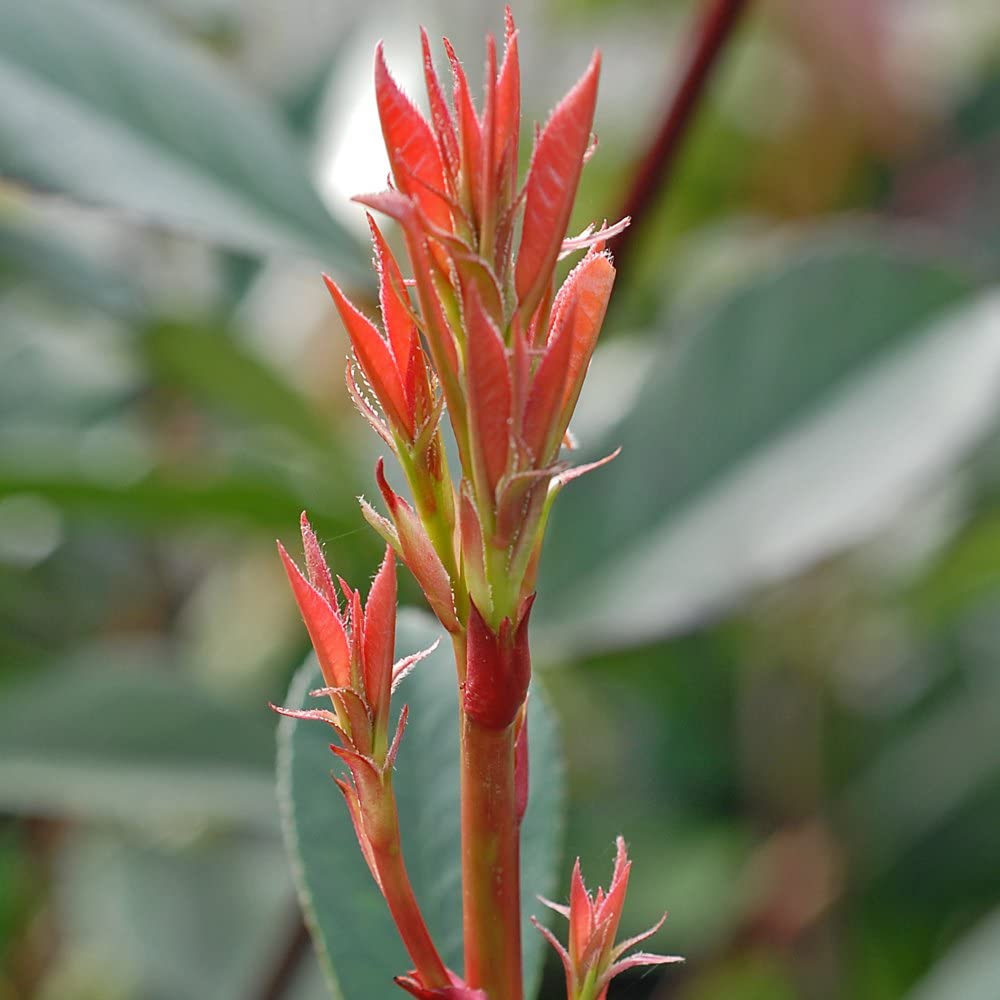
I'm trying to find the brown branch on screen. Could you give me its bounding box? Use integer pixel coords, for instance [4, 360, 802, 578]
[609, 0, 753, 277]
[253, 907, 311, 1000]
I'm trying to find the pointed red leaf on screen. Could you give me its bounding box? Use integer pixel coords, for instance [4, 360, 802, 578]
[459, 486, 489, 616]
[345, 361, 395, 448]
[611, 912, 669, 962]
[495, 14, 520, 197]
[348, 587, 364, 693]
[300, 512, 338, 608]
[522, 298, 576, 462]
[391, 640, 440, 694]
[465, 289, 512, 500]
[420, 29, 459, 175]
[548, 249, 615, 441]
[530, 916, 573, 981]
[355, 190, 463, 404]
[569, 857, 593, 966]
[323, 274, 413, 436]
[478, 35, 498, 247]
[362, 545, 397, 724]
[602, 951, 684, 985]
[278, 541, 351, 689]
[515, 53, 600, 322]
[367, 214, 418, 378]
[385, 702, 409, 770]
[595, 840, 631, 950]
[335, 777, 383, 892]
[331, 688, 373, 758]
[374, 43, 452, 234]
[443, 37, 482, 214]
[376, 460, 459, 632]
[268, 703, 341, 730]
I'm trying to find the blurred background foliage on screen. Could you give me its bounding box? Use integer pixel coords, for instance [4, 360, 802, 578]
[1, 0, 1000, 997]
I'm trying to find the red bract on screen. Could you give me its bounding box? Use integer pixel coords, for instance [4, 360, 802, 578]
[533, 838, 682, 1000]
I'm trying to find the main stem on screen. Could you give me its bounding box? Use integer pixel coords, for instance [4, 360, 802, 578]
[460, 711, 523, 1000]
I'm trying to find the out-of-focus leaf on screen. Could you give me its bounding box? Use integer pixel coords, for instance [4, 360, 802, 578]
[905, 907, 1000, 1000]
[839, 660, 1000, 881]
[0, 0, 364, 272]
[539, 231, 990, 653]
[908, 509, 1000, 624]
[278, 610, 565, 1000]
[0, 460, 345, 535]
[142, 320, 336, 454]
[0, 644, 277, 830]
[53, 833, 294, 1000]
[0, 215, 144, 317]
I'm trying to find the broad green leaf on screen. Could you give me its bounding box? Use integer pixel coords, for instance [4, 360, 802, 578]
[0, 644, 278, 830]
[278, 610, 565, 1000]
[538, 233, 990, 653]
[0, 0, 364, 271]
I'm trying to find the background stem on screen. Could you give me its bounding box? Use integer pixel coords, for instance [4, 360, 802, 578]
[609, 0, 752, 277]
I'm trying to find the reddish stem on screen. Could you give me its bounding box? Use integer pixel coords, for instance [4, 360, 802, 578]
[460, 713, 523, 1000]
[610, 0, 752, 276]
[371, 780, 451, 990]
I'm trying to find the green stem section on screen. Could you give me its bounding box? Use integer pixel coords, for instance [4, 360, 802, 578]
[370, 777, 450, 990]
[460, 713, 523, 1000]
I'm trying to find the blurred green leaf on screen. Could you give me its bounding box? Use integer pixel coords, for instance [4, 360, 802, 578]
[839, 659, 1000, 881]
[0, 0, 364, 272]
[906, 906, 1000, 1000]
[278, 610, 565, 1000]
[0, 214, 144, 317]
[0, 461, 345, 535]
[52, 832, 296, 1000]
[142, 319, 336, 454]
[908, 509, 1000, 624]
[539, 230, 989, 653]
[0, 644, 278, 830]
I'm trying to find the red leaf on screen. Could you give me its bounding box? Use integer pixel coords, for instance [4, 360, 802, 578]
[515, 53, 600, 322]
[335, 777, 383, 892]
[443, 37, 482, 215]
[465, 290, 512, 500]
[323, 274, 413, 437]
[521, 298, 576, 463]
[376, 460, 459, 633]
[569, 857, 593, 965]
[367, 215, 417, 379]
[420, 29, 459, 176]
[495, 12, 520, 199]
[478, 35, 498, 247]
[548, 250, 615, 439]
[362, 546, 397, 725]
[300, 512, 338, 608]
[278, 541, 351, 689]
[374, 43, 452, 234]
